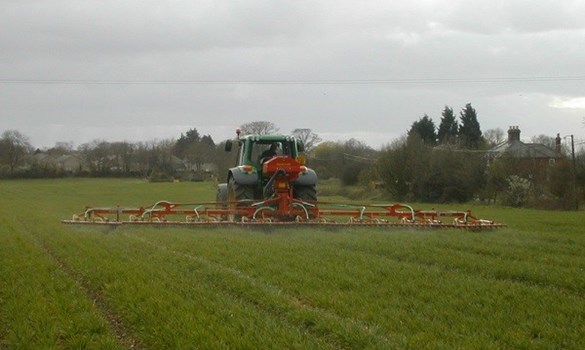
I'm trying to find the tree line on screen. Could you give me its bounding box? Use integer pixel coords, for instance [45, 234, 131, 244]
[0, 122, 322, 182]
[1, 113, 583, 209]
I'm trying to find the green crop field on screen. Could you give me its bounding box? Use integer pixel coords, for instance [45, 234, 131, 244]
[1, 179, 584, 349]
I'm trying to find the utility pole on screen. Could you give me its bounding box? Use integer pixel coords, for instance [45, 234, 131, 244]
[570, 135, 578, 211]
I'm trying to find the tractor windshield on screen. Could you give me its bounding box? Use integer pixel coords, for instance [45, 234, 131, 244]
[248, 141, 295, 167]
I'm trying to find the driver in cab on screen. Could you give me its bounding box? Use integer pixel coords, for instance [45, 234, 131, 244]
[259, 143, 279, 164]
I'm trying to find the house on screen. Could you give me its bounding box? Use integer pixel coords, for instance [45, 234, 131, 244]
[487, 126, 563, 182]
[56, 154, 88, 174]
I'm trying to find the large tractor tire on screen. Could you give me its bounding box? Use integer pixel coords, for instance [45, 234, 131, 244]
[227, 177, 256, 221]
[294, 185, 317, 219]
[294, 185, 317, 202]
[216, 183, 228, 220]
[216, 183, 228, 202]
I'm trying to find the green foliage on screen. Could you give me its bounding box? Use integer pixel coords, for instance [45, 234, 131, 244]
[310, 141, 338, 180]
[426, 148, 486, 203]
[547, 160, 576, 209]
[377, 137, 486, 202]
[311, 139, 376, 186]
[484, 155, 514, 202]
[2, 179, 585, 349]
[377, 138, 411, 200]
[577, 151, 585, 204]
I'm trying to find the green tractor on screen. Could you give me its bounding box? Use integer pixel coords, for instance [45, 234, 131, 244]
[217, 130, 318, 212]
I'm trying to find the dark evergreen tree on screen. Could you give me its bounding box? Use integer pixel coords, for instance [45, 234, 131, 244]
[200, 134, 215, 147]
[458, 103, 483, 149]
[188, 134, 216, 172]
[407, 115, 437, 145]
[175, 128, 201, 158]
[437, 106, 458, 144]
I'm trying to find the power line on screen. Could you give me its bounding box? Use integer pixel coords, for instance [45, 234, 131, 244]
[1, 75, 585, 86]
[342, 153, 378, 163]
[310, 153, 378, 163]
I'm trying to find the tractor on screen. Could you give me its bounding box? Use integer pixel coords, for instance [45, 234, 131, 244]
[216, 129, 318, 221]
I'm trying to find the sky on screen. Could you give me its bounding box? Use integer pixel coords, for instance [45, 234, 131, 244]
[1, 0, 584, 150]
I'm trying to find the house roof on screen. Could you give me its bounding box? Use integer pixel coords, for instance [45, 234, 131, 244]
[490, 140, 558, 159]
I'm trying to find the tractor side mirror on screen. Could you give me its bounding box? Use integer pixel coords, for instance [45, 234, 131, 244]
[297, 141, 305, 153]
[224, 140, 232, 152]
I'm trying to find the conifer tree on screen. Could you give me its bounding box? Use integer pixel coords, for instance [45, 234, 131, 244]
[437, 106, 458, 145]
[408, 114, 437, 145]
[458, 103, 483, 149]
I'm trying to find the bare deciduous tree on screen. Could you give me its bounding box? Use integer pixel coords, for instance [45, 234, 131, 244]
[0, 130, 33, 175]
[239, 121, 279, 135]
[531, 134, 556, 150]
[291, 128, 322, 154]
[484, 128, 505, 147]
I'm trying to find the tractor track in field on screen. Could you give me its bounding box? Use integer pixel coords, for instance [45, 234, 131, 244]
[329, 241, 585, 297]
[28, 232, 145, 350]
[124, 232, 404, 350]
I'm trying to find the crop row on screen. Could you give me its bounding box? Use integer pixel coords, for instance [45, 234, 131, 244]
[1, 179, 584, 349]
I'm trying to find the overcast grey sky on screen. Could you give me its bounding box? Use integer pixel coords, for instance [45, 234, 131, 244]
[1, 0, 584, 149]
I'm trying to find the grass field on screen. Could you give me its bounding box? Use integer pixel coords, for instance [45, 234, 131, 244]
[1, 178, 584, 349]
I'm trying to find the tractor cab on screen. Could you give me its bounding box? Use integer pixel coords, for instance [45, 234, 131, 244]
[221, 131, 317, 204]
[225, 134, 306, 179]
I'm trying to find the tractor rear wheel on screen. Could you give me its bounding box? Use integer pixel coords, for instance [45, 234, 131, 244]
[227, 178, 255, 221]
[294, 185, 317, 202]
[216, 183, 228, 220]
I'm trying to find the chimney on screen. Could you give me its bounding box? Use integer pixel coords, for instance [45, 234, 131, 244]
[507, 126, 520, 142]
[555, 133, 562, 155]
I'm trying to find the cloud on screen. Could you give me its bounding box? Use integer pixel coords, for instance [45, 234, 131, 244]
[1, 0, 585, 150]
[550, 97, 585, 109]
[438, 0, 585, 34]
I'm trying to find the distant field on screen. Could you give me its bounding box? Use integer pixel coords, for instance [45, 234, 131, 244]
[1, 178, 584, 349]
